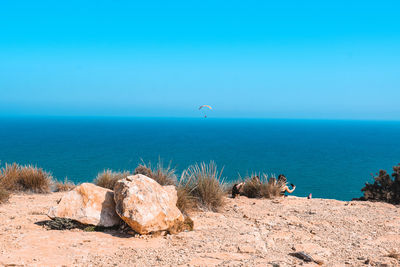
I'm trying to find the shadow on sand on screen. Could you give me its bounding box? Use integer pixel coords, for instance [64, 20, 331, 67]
[35, 218, 135, 238]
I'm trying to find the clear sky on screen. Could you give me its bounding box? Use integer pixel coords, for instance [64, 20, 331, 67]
[0, 1, 399, 119]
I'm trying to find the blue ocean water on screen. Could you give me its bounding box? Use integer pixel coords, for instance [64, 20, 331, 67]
[0, 117, 399, 200]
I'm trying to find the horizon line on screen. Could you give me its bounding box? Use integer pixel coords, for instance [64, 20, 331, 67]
[0, 114, 399, 123]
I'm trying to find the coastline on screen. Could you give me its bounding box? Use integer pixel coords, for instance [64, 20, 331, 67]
[1, 192, 399, 266]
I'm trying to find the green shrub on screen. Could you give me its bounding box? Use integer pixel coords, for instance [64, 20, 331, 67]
[360, 164, 400, 204]
[94, 169, 131, 190]
[0, 163, 52, 193]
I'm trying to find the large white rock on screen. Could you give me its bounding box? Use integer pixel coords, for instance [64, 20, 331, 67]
[114, 174, 184, 234]
[48, 183, 121, 227]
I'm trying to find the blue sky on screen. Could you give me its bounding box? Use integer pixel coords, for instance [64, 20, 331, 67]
[0, 1, 399, 119]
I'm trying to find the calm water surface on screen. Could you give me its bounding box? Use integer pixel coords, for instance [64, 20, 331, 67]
[1, 117, 399, 200]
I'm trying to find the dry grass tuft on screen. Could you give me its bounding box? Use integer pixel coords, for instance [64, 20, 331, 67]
[176, 186, 196, 214]
[178, 161, 225, 212]
[240, 173, 261, 198]
[54, 177, 76, 192]
[134, 159, 176, 186]
[167, 215, 194, 234]
[94, 169, 131, 190]
[240, 173, 283, 199]
[0, 163, 52, 193]
[133, 164, 153, 178]
[0, 187, 10, 204]
[0, 163, 19, 191]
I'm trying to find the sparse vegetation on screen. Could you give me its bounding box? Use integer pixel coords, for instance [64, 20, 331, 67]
[240, 173, 261, 198]
[54, 177, 76, 192]
[35, 217, 118, 232]
[94, 169, 131, 190]
[168, 215, 194, 234]
[360, 164, 400, 204]
[0, 187, 10, 204]
[0, 163, 52, 193]
[134, 159, 176, 186]
[133, 164, 153, 178]
[176, 183, 196, 214]
[178, 161, 225, 212]
[240, 173, 283, 199]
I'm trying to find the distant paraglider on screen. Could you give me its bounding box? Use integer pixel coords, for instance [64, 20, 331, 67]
[199, 105, 212, 118]
[199, 105, 212, 110]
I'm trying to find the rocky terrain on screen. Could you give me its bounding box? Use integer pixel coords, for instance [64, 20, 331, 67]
[1, 193, 400, 266]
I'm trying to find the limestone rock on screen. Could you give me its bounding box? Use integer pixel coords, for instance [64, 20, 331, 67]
[48, 183, 120, 227]
[114, 174, 184, 234]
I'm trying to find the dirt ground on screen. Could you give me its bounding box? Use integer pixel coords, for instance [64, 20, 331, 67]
[1, 192, 400, 266]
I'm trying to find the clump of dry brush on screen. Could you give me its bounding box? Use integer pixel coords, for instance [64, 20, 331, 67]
[177, 161, 225, 212]
[54, 177, 76, 192]
[94, 159, 177, 190]
[0, 163, 52, 194]
[94, 169, 131, 190]
[0, 187, 10, 204]
[134, 159, 176, 186]
[0, 163, 53, 204]
[237, 173, 287, 199]
[360, 164, 400, 204]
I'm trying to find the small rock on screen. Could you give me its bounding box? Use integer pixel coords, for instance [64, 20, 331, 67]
[238, 245, 256, 254]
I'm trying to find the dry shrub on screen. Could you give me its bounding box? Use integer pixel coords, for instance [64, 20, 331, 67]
[178, 161, 225, 212]
[134, 159, 176, 186]
[240, 173, 261, 198]
[94, 169, 131, 190]
[0, 163, 52, 193]
[168, 215, 194, 234]
[360, 164, 400, 204]
[0, 187, 10, 204]
[134, 164, 153, 178]
[54, 178, 76, 192]
[176, 185, 196, 214]
[0, 163, 19, 191]
[241, 173, 283, 199]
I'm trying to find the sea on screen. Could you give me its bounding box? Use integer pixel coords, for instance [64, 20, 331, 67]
[0, 117, 399, 201]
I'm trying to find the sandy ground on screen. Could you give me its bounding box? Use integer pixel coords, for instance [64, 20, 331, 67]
[1, 193, 400, 267]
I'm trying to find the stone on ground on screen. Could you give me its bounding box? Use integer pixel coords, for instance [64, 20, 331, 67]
[113, 174, 184, 234]
[47, 183, 120, 227]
